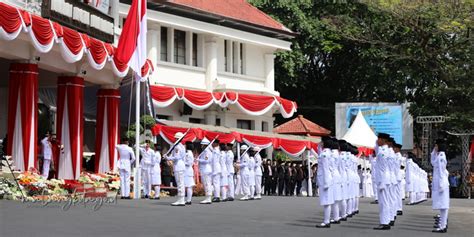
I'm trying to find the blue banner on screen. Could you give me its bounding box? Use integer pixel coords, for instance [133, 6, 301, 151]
[346, 105, 403, 144]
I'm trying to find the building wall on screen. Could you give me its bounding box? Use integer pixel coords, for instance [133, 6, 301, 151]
[0, 87, 8, 136]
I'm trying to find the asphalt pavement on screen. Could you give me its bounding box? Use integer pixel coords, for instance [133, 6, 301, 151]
[1, 195, 473, 237]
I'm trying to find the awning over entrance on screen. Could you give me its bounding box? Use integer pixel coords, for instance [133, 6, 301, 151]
[152, 119, 319, 158]
[150, 85, 298, 118]
[0, 2, 153, 78]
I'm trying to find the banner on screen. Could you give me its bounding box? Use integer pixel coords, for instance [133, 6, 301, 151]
[346, 105, 403, 144]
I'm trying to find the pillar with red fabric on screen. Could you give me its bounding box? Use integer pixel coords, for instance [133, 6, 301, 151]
[56, 76, 84, 180]
[6, 63, 39, 171]
[95, 89, 120, 174]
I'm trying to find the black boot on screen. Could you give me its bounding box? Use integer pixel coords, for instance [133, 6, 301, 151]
[373, 225, 391, 230]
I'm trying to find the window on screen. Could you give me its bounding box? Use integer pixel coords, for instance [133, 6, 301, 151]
[160, 27, 168, 61]
[192, 33, 198, 67]
[156, 115, 170, 120]
[237, 119, 252, 130]
[189, 118, 203, 124]
[224, 40, 228, 71]
[216, 118, 221, 126]
[240, 43, 244, 74]
[262, 121, 269, 132]
[174, 30, 186, 64]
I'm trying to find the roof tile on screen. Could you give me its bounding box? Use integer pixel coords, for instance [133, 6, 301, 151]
[274, 115, 331, 137]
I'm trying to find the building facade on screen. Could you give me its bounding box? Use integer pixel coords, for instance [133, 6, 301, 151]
[0, 0, 296, 176]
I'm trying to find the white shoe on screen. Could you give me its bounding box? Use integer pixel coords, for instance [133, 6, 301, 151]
[171, 197, 185, 206]
[200, 196, 212, 204]
[240, 196, 249, 201]
[255, 195, 262, 200]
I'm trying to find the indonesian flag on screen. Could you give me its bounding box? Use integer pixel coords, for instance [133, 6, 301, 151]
[115, 0, 147, 79]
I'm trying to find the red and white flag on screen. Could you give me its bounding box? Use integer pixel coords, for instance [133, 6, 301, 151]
[115, 0, 147, 79]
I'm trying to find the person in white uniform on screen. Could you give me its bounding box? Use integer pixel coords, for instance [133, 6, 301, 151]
[226, 143, 235, 201]
[316, 137, 334, 228]
[254, 147, 263, 200]
[198, 138, 213, 204]
[184, 142, 195, 205]
[219, 143, 229, 202]
[248, 150, 257, 200]
[329, 139, 342, 224]
[166, 132, 186, 206]
[116, 137, 135, 199]
[373, 133, 392, 230]
[151, 144, 162, 199]
[211, 140, 222, 202]
[431, 139, 450, 233]
[362, 168, 374, 198]
[238, 144, 251, 201]
[139, 140, 155, 199]
[41, 133, 52, 178]
[393, 143, 404, 216]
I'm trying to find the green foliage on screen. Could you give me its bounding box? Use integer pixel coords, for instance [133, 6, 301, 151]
[274, 151, 293, 162]
[250, 0, 473, 133]
[140, 115, 156, 130]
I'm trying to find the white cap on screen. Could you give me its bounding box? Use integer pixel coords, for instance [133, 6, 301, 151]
[174, 132, 184, 139]
[240, 144, 248, 150]
[252, 147, 261, 152]
[200, 138, 210, 145]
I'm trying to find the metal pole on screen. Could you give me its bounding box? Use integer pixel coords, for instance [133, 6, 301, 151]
[133, 77, 141, 199]
[306, 150, 313, 197]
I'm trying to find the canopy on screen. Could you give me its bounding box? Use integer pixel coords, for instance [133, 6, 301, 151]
[149, 85, 297, 118]
[0, 2, 153, 78]
[151, 120, 320, 158]
[342, 110, 377, 148]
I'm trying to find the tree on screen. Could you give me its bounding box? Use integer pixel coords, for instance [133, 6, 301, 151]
[250, 0, 473, 133]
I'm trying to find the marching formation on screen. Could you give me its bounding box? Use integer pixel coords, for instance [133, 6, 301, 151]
[315, 137, 361, 228]
[114, 131, 450, 233]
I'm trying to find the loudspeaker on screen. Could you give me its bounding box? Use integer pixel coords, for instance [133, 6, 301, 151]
[182, 103, 193, 115]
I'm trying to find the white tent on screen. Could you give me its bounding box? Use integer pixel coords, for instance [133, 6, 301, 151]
[342, 110, 377, 148]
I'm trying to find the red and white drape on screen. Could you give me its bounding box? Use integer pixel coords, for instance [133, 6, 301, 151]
[56, 77, 84, 180]
[150, 85, 298, 118]
[7, 63, 38, 171]
[95, 89, 120, 174]
[0, 3, 155, 78]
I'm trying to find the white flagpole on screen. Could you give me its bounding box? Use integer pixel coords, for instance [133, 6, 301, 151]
[133, 0, 142, 200]
[306, 150, 313, 197]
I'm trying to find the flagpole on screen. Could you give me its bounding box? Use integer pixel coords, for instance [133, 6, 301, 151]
[133, 0, 142, 200]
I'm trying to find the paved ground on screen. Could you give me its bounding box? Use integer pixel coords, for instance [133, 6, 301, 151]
[1, 196, 473, 237]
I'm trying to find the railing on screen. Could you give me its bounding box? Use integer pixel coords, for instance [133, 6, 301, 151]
[40, 0, 115, 43]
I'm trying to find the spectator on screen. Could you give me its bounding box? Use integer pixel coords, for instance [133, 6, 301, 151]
[295, 164, 304, 196]
[449, 172, 459, 197]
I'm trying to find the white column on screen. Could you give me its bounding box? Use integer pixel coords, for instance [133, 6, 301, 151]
[233, 42, 241, 74]
[204, 36, 218, 92]
[167, 28, 174, 63]
[197, 34, 204, 67]
[186, 31, 193, 66]
[264, 53, 275, 91]
[204, 110, 217, 126]
[226, 40, 233, 72]
[306, 150, 313, 197]
[147, 29, 159, 66]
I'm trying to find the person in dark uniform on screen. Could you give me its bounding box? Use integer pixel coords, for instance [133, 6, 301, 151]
[285, 163, 292, 196]
[277, 162, 286, 196]
[263, 160, 273, 195]
[271, 161, 278, 195]
[296, 163, 305, 196]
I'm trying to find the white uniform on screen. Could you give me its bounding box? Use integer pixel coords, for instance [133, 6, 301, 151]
[431, 150, 450, 229]
[139, 147, 154, 197]
[211, 146, 222, 199]
[198, 148, 213, 203]
[239, 153, 251, 199]
[41, 137, 52, 178]
[219, 150, 228, 200]
[394, 152, 404, 213]
[254, 153, 263, 199]
[369, 155, 378, 200]
[116, 144, 135, 198]
[317, 148, 334, 225]
[167, 143, 186, 205]
[151, 151, 162, 198]
[184, 150, 195, 203]
[374, 144, 391, 225]
[362, 170, 374, 198]
[248, 156, 256, 198]
[330, 149, 342, 221]
[226, 150, 235, 199]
